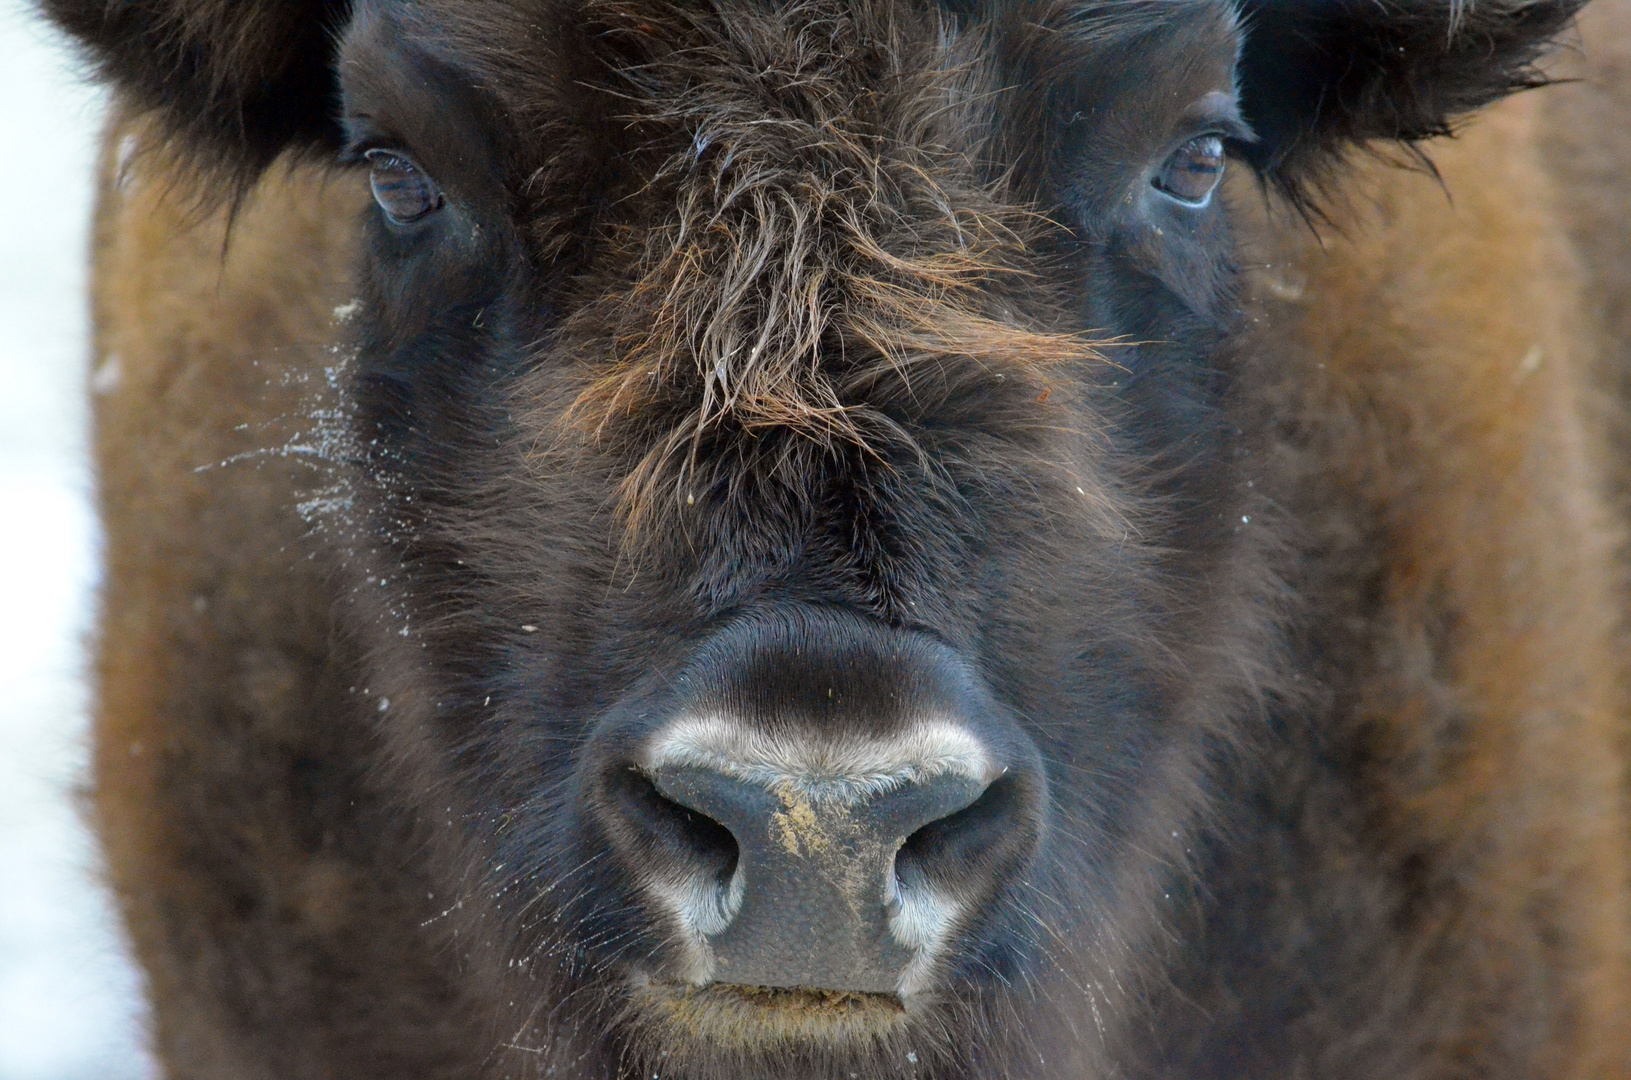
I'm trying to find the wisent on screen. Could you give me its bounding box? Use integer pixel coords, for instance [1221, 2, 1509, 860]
[41, 1, 1631, 1076]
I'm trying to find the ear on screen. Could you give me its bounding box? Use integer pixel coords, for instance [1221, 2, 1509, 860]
[1234, 0, 1585, 200]
[42, 0, 353, 182]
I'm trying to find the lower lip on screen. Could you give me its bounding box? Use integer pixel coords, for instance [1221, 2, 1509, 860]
[629, 979, 910, 1046]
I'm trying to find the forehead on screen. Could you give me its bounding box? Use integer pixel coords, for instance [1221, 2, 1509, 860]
[340, 0, 1241, 174]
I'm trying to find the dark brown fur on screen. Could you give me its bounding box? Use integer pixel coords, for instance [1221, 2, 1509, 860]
[52, 0, 1631, 1076]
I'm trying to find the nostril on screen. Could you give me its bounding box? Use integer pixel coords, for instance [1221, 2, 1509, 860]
[894, 774, 1036, 901]
[606, 766, 740, 892]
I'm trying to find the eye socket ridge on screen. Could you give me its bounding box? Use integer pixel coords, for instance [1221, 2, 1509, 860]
[364, 148, 446, 225]
[1151, 134, 1227, 208]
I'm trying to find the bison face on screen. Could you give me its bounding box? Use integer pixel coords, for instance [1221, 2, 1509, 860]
[326, 1, 1256, 1071]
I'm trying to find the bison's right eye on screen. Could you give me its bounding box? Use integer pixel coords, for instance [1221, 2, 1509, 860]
[365, 150, 444, 224]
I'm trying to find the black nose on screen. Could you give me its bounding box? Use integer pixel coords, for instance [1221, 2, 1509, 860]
[644, 763, 997, 993]
[583, 609, 1045, 995]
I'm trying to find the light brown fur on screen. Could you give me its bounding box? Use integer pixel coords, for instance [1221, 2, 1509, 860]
[1232, 79, 1631, 1074]
[90, 120, 485, 1078]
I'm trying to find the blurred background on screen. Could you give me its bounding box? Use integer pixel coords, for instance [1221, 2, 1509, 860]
[0, 0, 156, 1076]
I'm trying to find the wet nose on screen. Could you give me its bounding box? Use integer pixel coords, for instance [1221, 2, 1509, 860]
[583, 608, 1046, 994]
[648, 763, 991, 993]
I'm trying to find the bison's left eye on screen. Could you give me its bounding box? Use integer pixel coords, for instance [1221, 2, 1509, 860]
[366, 150, 444, 224]
[1153, 135, 1225, 206]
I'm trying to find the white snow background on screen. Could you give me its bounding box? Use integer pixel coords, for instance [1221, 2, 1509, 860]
[0, 0, 156, 1076]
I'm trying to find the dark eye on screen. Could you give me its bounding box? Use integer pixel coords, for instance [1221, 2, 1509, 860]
[1153, 135, 1225, 206]
[366, 150, 444, 224]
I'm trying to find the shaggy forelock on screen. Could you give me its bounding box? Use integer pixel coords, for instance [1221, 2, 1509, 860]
[374, 0, 1238, 540]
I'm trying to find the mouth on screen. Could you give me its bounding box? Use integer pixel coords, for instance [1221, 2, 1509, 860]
[627, 980, 911, 1050]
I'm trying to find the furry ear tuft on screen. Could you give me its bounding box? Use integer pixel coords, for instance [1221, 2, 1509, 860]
[1235, 0, 1585, 205]
[41, 0, 352, 185]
